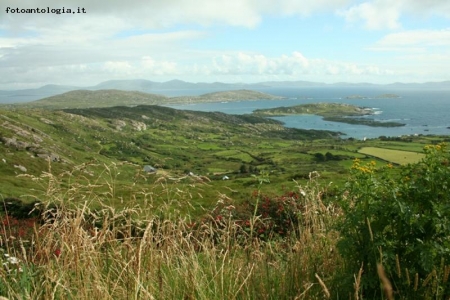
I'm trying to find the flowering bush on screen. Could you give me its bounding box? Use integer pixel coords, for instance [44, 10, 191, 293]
[337, 143, 450, 298]
[242, 190, 304, 239]
[203, 183, 326, 244]
[210, 191, 302, 240]
[0, 215, 38, 250]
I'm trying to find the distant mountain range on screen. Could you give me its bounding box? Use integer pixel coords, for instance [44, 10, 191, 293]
[1, 79, 449, 104]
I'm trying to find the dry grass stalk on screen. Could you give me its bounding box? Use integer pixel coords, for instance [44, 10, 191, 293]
[422, 269, 436, 287]
[354, 263, 363, 300]
[444, 266, 450, 283]
[315, 273, 330, 299]
[414, 273, 419, 291]
[377, 263, 393, 300]
[366, 217, 374, 242]
[395, 254, 401, 278]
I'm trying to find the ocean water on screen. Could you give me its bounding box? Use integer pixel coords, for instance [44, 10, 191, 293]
[167, 87, 450, 139]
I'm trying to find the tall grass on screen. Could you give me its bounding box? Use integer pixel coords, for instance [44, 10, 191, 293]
[0, 162, 343, 299]
[5, 156, 448, 299]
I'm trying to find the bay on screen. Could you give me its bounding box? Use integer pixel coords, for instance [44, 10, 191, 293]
[166, 87, 450, 139]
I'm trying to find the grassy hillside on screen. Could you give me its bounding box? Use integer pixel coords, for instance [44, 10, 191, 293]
[0, 104, 343, 210]
[0, 102, 445, 213]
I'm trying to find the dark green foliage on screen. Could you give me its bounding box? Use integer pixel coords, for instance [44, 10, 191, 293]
[239, 164, 247, 174]
[1, 198, 42, 219]
[337, 143, 450, 298]
[314, 151, 346, 162]
[314, 152, 326, 162]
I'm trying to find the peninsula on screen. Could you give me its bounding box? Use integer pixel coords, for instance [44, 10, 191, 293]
[252, 103, 406, 127]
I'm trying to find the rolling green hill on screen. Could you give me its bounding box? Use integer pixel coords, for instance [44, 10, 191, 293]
[0, 103, 341, 210]
[16, 89, 169, 109]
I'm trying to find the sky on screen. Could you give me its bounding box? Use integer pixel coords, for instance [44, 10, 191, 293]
[0, 0, 450, 89]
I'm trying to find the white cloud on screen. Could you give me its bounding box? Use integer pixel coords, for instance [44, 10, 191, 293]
[3, 1, 450, 34]
[340, 0, 450, 30]
[339, 0, 402, 30]
[103, 61, 133, 74]
[403, 0, 450, 17]
[0, 48, 399, 88]
[372, 29, 450, 49]
[1, 0, 354, 29]
[141, 56, 179, 75]
[204, 51, 392, 79]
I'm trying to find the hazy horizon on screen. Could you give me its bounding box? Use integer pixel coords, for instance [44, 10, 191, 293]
[1, 78, 450, 92]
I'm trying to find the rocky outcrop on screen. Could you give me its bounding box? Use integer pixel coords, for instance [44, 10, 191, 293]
[39, 117, 54, 125]
[110, 119, 127, 131]
[36, 152, 60, 162]
[130, 120, 147, 131]
[108, 119, 147, 131]
[13, 165, 27, 172]
[1, 134, 60, 162]
[0, 136, 36, 150]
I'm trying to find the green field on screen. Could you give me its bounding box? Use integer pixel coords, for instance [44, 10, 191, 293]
[358, 146, 425, 164]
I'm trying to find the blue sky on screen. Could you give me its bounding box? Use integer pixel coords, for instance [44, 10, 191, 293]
[0, 0, 450, 89]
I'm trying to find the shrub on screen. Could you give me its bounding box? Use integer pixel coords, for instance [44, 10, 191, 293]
[207, 172, 334, 244]
[337, 143, 450, 298]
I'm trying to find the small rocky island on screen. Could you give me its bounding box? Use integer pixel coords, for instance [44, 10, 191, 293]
[345, 94, 400, 99]
[173, 89, 285, 103]
[253, 103, 405, 127]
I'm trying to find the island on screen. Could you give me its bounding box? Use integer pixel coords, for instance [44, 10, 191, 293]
[16, 89, 285, 110]
[252, 103, 406, 127]
[377, 94, 400, 99]
[345, 94, 400, 99]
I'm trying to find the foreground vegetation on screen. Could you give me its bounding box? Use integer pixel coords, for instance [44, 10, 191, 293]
[0, 143, 449, 299]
